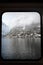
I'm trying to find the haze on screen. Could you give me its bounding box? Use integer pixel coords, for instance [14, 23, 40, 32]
[2, 12, 40, 30]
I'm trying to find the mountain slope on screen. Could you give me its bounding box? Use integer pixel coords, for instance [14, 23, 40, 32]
[6, 22, 40, 38]
[2, 22, 10, 35]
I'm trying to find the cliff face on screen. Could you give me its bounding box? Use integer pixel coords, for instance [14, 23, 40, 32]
[2, 22, 10, 36]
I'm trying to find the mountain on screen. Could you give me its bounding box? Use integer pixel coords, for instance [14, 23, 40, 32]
[2, 22, 10, 36]
[5, 22, 40, 38]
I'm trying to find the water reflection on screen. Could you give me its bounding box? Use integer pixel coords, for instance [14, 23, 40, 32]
[1, 37, 41, 59]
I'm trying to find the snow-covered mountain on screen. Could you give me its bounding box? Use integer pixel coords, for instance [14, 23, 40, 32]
[2, 22, 10, 35]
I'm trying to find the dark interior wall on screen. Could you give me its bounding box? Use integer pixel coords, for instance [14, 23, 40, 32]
[0, 3, 43, 64]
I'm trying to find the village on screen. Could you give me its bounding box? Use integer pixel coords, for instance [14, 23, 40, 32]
[3, 30, 41, 38]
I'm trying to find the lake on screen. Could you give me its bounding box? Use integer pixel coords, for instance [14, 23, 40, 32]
[1, 36, 41, 59]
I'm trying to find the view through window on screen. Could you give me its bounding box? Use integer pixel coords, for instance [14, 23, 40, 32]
[1, 12, 41, 59]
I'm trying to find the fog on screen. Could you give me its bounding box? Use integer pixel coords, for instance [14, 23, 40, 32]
[2, 12, 40, 30]
[1, 12, 41, 59]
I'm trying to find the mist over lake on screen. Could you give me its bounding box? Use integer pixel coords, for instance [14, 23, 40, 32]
[1, 12, 41, 59]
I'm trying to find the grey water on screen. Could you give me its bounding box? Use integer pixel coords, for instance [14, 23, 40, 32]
[1, 37, 41, 59]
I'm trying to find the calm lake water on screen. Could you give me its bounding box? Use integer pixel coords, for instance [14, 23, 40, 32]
[1, 37, 41, 59]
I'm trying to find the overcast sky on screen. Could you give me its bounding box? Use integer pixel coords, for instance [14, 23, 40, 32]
[2, 12, 40, 30]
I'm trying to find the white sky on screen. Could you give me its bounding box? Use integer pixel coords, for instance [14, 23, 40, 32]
[2, 12, 40, 30]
